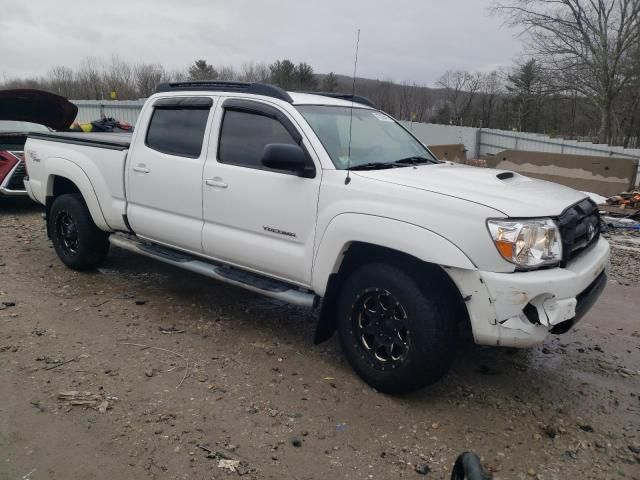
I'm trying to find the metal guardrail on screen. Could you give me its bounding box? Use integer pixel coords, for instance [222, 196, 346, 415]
[480, 129, 640, 160]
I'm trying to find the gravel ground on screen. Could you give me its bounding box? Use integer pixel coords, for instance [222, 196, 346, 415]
[605, 230, 640, 287]
[1, 197, 639, 480]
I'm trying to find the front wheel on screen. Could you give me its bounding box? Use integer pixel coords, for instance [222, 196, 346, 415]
[49, 193, 110, 270]
[337, 263, 458, 394]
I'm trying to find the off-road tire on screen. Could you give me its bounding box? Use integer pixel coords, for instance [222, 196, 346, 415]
[336, 262, 458, 394]
[49, 193, 110, 270]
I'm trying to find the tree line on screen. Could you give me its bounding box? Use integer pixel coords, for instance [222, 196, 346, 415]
[1, 1, 638, 147]
[0, 57, 322, 102]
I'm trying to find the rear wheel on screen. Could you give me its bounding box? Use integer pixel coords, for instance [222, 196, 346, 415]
[337, 263, 458, 394]
[49, 193, 109, 270]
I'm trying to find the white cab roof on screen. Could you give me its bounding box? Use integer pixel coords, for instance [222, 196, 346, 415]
[288, 92, 373, 109]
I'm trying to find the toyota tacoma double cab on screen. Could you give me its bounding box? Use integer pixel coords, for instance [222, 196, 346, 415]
[23, 81, 610, 393]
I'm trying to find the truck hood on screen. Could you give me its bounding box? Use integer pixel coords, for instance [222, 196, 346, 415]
[354, 162, 587, 217]
[0, 89, 77, 130]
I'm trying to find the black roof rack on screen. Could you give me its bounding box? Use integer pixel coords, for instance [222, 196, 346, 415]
[299, 91, 378, 109]
[156, 81, 293, 103]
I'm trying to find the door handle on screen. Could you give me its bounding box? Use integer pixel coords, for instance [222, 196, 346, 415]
[133, 165, 150, 174]
[205, 178, 228, 188]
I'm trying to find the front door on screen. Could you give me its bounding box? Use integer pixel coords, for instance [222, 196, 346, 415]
[202, 99, 321, 285]
[126, 96, 216, 253]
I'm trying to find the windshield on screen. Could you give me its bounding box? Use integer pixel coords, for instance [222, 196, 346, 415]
[0, 121, 49, 133]
[296, 105, 436, 169]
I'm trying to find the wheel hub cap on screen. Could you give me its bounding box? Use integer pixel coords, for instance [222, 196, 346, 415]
[56, 211, 79, 254]
[351, 288, 410, 369]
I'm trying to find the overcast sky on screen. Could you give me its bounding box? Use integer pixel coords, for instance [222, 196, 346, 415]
[1, 0, 523, 86]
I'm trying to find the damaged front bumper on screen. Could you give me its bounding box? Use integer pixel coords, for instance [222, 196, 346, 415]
[447, 237, 610, 348]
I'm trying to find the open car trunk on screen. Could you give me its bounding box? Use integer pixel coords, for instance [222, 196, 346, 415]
[0, 89, 77, 130]
[0, 89, 77, 196]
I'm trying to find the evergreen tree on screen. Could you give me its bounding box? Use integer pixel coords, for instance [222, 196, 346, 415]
[188, 60, 218, 81]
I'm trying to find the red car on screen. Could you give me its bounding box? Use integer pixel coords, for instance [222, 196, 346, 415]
[0, 89, 77, 196]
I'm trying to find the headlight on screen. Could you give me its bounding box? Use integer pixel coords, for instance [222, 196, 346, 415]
[487, 218, 562, 268]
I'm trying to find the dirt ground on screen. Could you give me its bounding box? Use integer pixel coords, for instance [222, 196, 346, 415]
[1, 197, 639, 480]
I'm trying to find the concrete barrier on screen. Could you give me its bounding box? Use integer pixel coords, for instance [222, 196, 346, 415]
[428, 144, 467, 163]
[484, 150, 638, 197]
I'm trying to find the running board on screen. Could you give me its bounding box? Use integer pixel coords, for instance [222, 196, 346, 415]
[108, 234, 315, 307]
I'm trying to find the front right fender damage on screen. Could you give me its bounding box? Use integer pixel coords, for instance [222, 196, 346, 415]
[445, 267, 550, 348]
[445, 237, 610, 348]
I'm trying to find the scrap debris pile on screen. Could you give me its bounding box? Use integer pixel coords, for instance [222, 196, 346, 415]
[603, 190, 640, 214]
[599, 190, 640, 232]
[596, 189, 640, 286]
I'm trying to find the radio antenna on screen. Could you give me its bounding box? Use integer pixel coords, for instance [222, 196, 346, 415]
[345, 28, 360, 185]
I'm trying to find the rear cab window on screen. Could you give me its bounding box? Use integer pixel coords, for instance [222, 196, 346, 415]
[145, 97, 213, 158]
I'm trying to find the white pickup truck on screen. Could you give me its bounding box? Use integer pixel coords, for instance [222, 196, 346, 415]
[23, 81, 610, 393]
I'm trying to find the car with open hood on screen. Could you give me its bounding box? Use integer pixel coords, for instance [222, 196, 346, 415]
[0, 89, 77, 196]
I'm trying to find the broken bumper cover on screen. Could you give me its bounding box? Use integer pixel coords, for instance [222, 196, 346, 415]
[448, 237, 610, 348]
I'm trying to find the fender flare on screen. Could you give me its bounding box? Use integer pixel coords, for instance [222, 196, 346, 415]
[44, 157, 110, 231]
[311, 213, 476, 296]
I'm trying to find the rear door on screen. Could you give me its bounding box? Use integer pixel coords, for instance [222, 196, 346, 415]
[201, 99, 321, 285]
[126, 96, 216, 253]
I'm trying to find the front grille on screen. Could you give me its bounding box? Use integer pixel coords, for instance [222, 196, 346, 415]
[556, 198, 600, 266]
[6, 160, 26, 190]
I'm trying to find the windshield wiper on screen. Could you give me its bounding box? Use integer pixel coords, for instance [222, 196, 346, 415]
[392, 156, 437, 166]
[349, 162, 399, 171]
[349, 156, 436, 171]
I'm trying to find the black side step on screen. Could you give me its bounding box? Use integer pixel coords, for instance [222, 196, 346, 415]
[216, 266, 289, 292]
[108, 235, 315, 307]
[139, 242, 194, 263]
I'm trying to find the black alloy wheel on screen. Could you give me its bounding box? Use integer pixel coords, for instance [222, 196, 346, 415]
[55, 210, 80, 255]
[351, 288, 410, 370]
[49, 193, 110, 270]
[336, 262, 458, 394]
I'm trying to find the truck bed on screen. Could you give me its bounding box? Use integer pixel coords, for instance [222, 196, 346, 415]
[25, 131, 131, 232]
[28, 131, 132, 150]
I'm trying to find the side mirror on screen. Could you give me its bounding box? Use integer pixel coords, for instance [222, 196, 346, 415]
[261, 143, 316, 178]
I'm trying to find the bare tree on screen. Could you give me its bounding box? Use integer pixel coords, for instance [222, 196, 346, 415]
[370, 79, 396, 115]
[437, 70, 482, 124]
[478, 71, 503, 128]
[167, 69, 189, 82]
[103, 55, 136, 99]
[238, 62, 270, 82]
[411, 86, 433, 122]
[322, 72, 339, 92]
[134, 63, 166, 97]
[617, 42, 640, 146]
[76, 57, 103, 100]
[494, 0, 640, 142]
[47, 66, 76, 98]
[216, 65, 237, 81]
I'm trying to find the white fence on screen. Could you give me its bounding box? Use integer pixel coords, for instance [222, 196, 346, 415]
[73, 100, 639, 184]
[72, 99, 145, 125]
[400, 121, 640, 161]
[401, 121, 480, 154]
